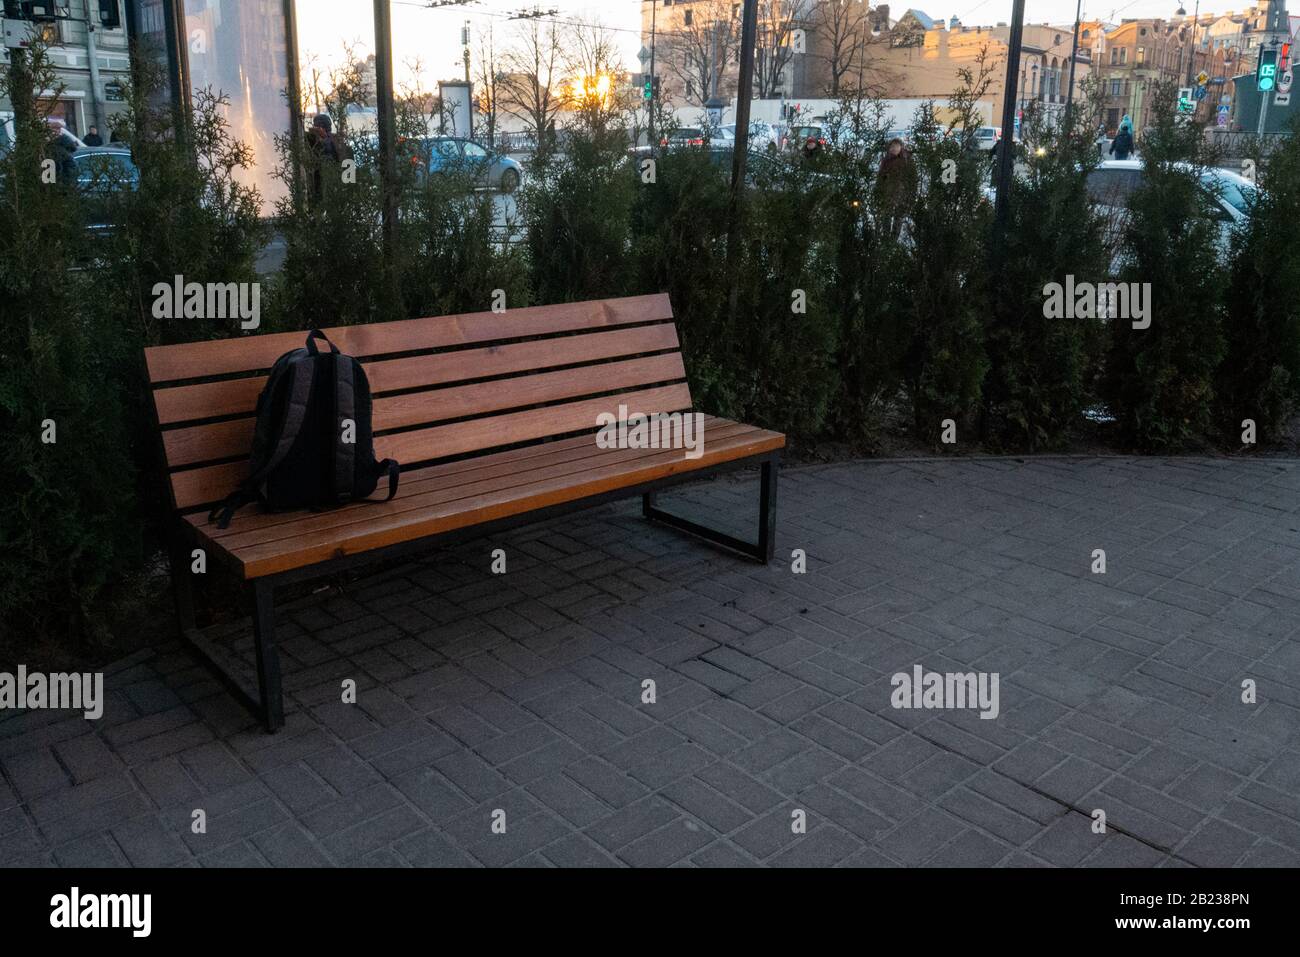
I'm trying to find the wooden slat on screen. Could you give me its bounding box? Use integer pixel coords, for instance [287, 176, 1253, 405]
[160, 353, 687, 468]
[193, 425, 785, 578]
[206, 419, 754, 548]
[378, 384, 693, 470]
[152, 323, 682, 426]
[167, 383, 695, 509]
[145, 294, 673, 383]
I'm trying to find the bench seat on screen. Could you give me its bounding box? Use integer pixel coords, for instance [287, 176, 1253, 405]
[189, 415, 784, 579]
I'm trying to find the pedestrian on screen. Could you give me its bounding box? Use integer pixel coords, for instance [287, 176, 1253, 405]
[875, 137, 917, 240]
[1109, 126, 1134, 161]
[83, 125, 103, 147]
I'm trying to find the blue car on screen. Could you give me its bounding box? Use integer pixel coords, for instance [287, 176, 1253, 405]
[421, 136, 522, 193]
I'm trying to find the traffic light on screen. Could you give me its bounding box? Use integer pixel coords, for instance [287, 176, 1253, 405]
[1258, 47, 1279, 92]
[642, 75, 652, 101]
[98, 0, 120, 29]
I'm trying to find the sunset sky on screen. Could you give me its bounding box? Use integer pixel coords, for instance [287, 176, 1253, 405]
[295, 0, 1214, 91]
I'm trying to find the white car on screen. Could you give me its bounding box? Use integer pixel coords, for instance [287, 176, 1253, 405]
[1086, 159, 1256, 269]
[719, 121, 776, 150]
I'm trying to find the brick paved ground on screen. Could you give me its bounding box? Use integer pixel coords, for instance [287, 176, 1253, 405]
[3, 457, 1300, 868]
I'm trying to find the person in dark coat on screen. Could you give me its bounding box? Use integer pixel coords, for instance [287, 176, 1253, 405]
[875, 137, 917, 239]
[1109, 127, 1135, 160]
[83, 125, 103, 147]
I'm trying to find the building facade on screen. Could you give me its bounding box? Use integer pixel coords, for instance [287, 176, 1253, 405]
[1, 0, 132, 140]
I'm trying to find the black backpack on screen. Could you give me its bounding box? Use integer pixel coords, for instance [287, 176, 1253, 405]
[209, 330, 399, 529]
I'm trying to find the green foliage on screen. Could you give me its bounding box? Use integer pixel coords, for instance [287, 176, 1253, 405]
[1104, 82, 1225, 450]
[982, 105, 1110, 451]
[821, 97, 910, 446]
[629, 146, 735, 415]
[522, 122, 636, 302]
[0, 41, 137, 644]
[1216, 122, 1300, 444]
[898, 96, 990, 443]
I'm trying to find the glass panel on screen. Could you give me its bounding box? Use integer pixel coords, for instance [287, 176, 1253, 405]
[182, 0, 292, 206]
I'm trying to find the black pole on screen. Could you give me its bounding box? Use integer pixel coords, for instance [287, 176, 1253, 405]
[284, 0, 304, 210]
[1064, 0, 1082, 119]
[726, 0, 759, 321]
[373, 0, 398, 265]
[163, 0, 192, 142]
[993, 0, 1026, 232]
[648, 0, 657, 150]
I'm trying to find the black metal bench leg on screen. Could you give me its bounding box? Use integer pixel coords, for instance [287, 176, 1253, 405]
[167, 534, 198, 635]
[642, 453, 780, 564]
[251, 580, 285, 733]
[758, 457, 778, 564]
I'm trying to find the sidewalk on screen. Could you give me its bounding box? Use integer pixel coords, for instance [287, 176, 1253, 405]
[2, 456, 1298, 867]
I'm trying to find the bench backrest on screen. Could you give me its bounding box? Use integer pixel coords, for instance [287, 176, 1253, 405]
[144, 294, 691, 513]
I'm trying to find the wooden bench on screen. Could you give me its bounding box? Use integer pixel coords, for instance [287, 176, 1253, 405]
[145, 293, 785, 732]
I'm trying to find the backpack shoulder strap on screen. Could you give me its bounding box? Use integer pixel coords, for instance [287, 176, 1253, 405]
[208, 353, 318, 529]
[333, 355, 356, 505]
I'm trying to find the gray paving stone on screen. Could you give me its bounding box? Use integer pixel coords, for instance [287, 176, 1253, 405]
[5, 458, 1299, 866]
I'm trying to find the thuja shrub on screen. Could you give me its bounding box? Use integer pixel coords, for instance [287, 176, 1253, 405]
[398, 168, 531, 319]
[0, 42, 137, 644]
[95, 69, 264, 348]
[727, 152, 840, 438]
[628, 144, 736, 418]
[1104, 82, 1225, 450]
[522, 122, 636, 303]
[1216, 123, 1300, 445]
[88, 73, 266, 551]
[820, 96, 910, 446]
[268, 56, 397, 331]
[898, 96, 991, 444]
[981, 104, 1110, 451]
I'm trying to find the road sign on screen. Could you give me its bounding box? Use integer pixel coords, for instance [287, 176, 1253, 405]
[1276, 92, 1292, 105]
[1197, 71, 1210, 86]
[1279, 69, 1294, 93]
[1217, 111, 1229, 126]
[1194, 85, 1207, 100]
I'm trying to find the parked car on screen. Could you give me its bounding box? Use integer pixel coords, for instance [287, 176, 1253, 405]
[660, 127, 707, 148]
[68, 146, 138, 232]
[719, 121, 778, 150]
[781, 124, 828, 151]
[971, 126, 1002, 151]
[420, 135, 523, 192]
[1086, 159, 1257, 271]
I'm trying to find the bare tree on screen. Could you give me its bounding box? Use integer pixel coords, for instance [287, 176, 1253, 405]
[472, 22, 501, 149]
[754, 0, 812, 99]
[661, 0, 740, 107]
[811, 0, 870, 96]
[497, 17, 565, 156]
